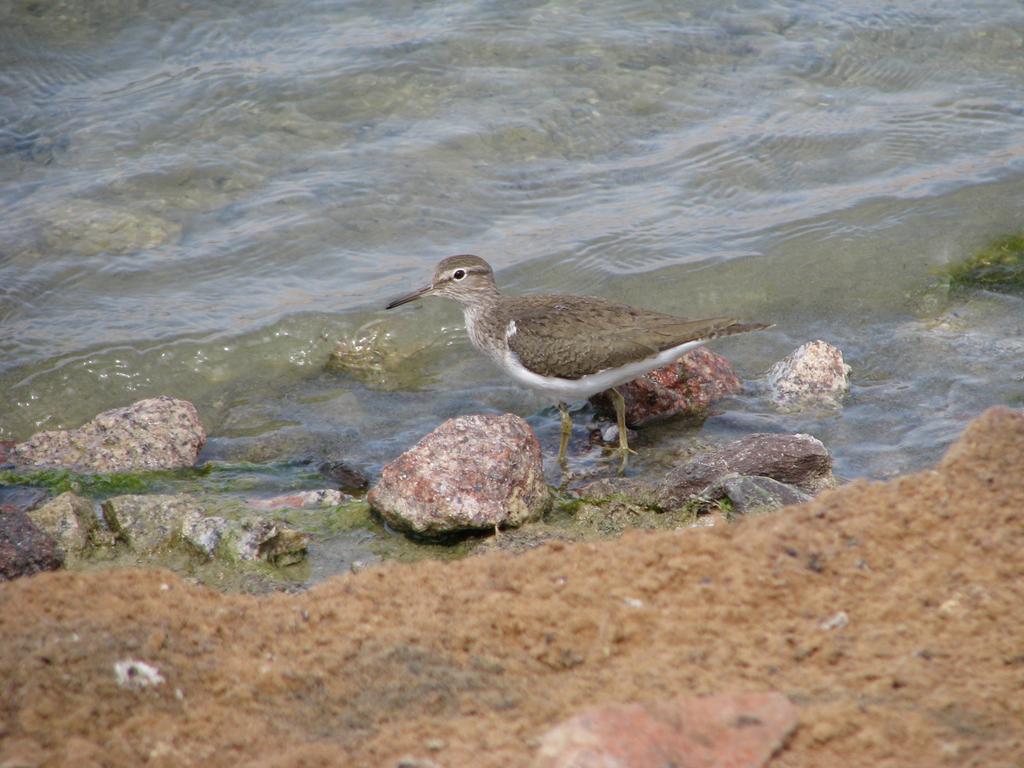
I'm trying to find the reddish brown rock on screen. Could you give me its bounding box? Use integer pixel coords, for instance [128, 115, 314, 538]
[657, 432, 833, 509]
[368, 414, 550, 538]
[768, 340, 850, 407]
[11, 396, 206, 474]
[534, 692, 798, 768]
[589, 347, 742, 427]
[0, 509, 64, 580]
[0, 439, 16, 465]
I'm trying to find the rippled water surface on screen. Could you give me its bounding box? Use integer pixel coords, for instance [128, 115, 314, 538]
[3, 1, 1024, 501]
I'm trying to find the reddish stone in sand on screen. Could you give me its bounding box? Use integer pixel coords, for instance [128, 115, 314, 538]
[589, 347, 742, 428]
[534, 691, 798, 768]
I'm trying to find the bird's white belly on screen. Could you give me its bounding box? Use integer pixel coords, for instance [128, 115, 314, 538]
[498, 339, 708, 401]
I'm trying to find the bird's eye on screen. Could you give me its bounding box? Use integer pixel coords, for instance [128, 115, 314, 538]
[452, 269, 466, 280]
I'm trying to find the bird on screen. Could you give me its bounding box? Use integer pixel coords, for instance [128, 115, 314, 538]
[386, 254, 769, 472]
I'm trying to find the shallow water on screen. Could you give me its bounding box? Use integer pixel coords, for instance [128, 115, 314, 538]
[2, 1, 1024, 569]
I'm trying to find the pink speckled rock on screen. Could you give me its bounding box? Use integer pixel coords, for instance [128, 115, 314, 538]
[11, 397, 206, 473]
[768, 340, 850, 407]
[534, 692, 798, 768]
[368, 414, 549, 538]
[589, 347, 742, 427]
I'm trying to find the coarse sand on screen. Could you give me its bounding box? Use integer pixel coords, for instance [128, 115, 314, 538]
[1, 406, 1022, 767]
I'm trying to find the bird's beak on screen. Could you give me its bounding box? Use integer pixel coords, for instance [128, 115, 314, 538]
[385, 283, 434, 309]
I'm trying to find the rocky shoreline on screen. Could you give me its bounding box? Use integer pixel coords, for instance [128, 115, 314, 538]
[1, 341, 850, 585]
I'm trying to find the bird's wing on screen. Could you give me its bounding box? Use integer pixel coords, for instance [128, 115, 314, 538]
[500, 295, 748, 379]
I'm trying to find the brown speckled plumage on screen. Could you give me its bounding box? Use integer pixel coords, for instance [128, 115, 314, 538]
[488, 295, 764, 379]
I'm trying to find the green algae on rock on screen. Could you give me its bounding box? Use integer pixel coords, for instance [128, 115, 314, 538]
[946, 233, 1024, 294]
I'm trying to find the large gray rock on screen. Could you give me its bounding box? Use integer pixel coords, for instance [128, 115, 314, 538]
[656, 433, 833, 509]
[368, 414, 550, 538]
[0, 509, 64, 580]
[27, 492, 99, 558]
[706, 473, 813, 515]
[12, 396, 206, 474]
[767, 340, 851, 407]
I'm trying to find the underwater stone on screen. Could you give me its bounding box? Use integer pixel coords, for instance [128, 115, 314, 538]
[767, 340, 850, 407]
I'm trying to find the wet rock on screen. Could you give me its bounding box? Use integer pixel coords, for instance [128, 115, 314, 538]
[38, 200, 181, 257]
[0, 509, 64, 580]
[588, 422, 638, 451]
[0, 485, 49, 513]
[945, 232, 1024, 294]
[229, 519, 308, 566]
[656, 433, 833, 509]
[534, 692, 798, 768]
[180, 512, 232, 559]
[11, 396, 206, 474]
[368, 414, 550, 538]
[767, 340, 850, 407]
[27, 492, 98, 558]
[590, 347, 742, 427]
[103, 494, 202, 553]
[706, 473, 812, 515]
[326, 319, 443, 392]
[247, 489, 345, 511]
[318, 461, 369, 492]
[102, 494, 308, 565]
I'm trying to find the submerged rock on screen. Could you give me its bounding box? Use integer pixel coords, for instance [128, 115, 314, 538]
[326, 319, 443, 392]
[317, 461, 369, 492]
[0, 509, 64, 580]
[767, 340, 850, 407]
[656, 433, 833, 509]
[247, 489, 345, 511]
[535, 692, 798, 768]
[590, 347, 742, 427]
[12, 397, 206, 474]
[27, 492, 99, 558]
[368, 414, 550, 538]
[946, 232, 1024, 294]
[37, 200, 181, 257]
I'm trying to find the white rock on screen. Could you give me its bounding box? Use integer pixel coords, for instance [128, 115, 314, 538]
[767, 340, 851, 407]
[114, 659, 165, 688]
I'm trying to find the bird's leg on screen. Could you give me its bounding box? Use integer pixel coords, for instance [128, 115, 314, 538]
[557, 401, 572, 468]
[609, 387, 636, 474]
